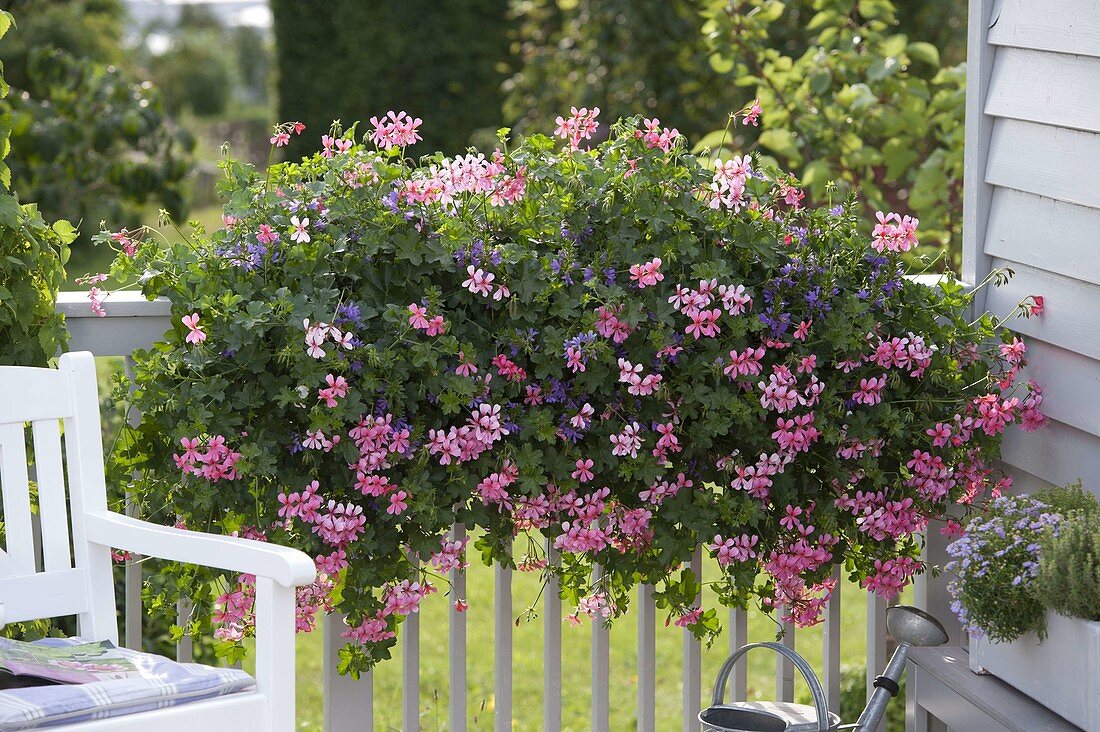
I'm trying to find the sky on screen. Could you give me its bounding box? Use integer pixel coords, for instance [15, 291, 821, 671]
[124, 0, 272, 30]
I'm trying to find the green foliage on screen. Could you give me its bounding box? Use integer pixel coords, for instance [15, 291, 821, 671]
[270, 0, 513, 156]
[837, 663, 904, 730]
[700, 0, 966, 266]
[0, 9, 74, 366]
[0, 0, 194, 247]
[1033, 480, 1098, 517]
[1037, 510, 1100, 622]
[107, 115, 1031, 675]
[504, 0, 732, 143]
[947, 485, 1098, 643]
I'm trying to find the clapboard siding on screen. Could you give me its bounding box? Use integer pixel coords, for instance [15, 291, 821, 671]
[986, 48, 1100, 133]
[985, 120, 1100, 209]
[988, 0, 1100, 58]
[984, 258, 1100, 361]
[1000, 419, 1100, 489]
[983, 188, 1100, 287]
[1016, 340, 1100, 437]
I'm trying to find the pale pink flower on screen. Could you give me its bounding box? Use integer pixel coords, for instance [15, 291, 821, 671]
[182, 313, 207, 344]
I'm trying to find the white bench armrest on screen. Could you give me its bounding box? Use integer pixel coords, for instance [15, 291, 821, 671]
[84, 511, 316, 587]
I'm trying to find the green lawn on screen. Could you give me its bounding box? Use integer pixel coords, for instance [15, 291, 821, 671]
[273, 562, 908, 731]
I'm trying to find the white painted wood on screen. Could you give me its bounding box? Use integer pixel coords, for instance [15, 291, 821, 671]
[84, 511, 316, 587]
[986, 119, 1100, 210]
[323, 613, 374, 732]
[983, 187, 1100, 286]
[776, 619, 795, 703]
[866, 593, 888, 709]
[544, 543, 562, 732]
[984, 258, 1100, 361]
[971, 612, 1100, 730]
[47, 693, 269, 731]
[909, 647, 1081, 731]
[0, 568, 90, 623]
[60, 353, 119, 642]
[915, 531, 966, 648]
[494, 557, 512, 732]
[403, 584, 420, 732]
[122, 356, 143, 651]
[962, 0, 1000, 292]
[682, 549, 702, 732]
[0, 367, 74, 423]
[177, 599, 194, 663]
[988, 0, 1100, 58]
[637, 583, 656, 732]
[450, 523, 467, 731]
[1015, 340, 1100, 437]
[591, 565, 610, 732]
[986, 48, 1100, 134]
[729, 608, 748, 702]
[254, 577, 297, 732]
[0, 423, 37, 577]
[822, 568, 843, 711]
[56, 291, 172, 358]
[0, 352, 315, 732]
[1000, 418, 1100, 489]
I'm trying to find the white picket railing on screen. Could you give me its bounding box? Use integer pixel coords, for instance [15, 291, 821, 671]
[58, 289, 959, 731]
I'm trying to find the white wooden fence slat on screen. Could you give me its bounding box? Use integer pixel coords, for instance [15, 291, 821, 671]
[0, 424, 36, 576]
[983, 187, 1100, 288]
[987, 0, 1100, 58]
[121, 356, 143, 650]
[682, 549, 702, 732]
[31, 420, 71, 572]
[866, 593, 888, 708]
[176, 598, 193, 662]
[403, 591, 420, 732]
[986, 119, 1100, 210]
[544, 543, 562, 732]
[637, 583, 656, 732]
[984, 257, 1100, 361]
[986, 47, 1100, 134]
[729, 608, 748, 702]
[822, 567, 843, 711]
[776, 618, 795, 703]
[494, 559, 512, 732]
[450, 523, 467, 731]
[591, 565, 610, 732]
[322, 613, 373, 732]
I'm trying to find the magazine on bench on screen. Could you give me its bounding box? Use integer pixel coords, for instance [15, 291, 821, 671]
[0, 639, 141, 686]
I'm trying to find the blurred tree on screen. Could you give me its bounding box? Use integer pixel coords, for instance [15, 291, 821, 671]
[146, 5, 233, 117]
[699, 0, 966, 265]
[0, 0, 194, 247]
[504, 0, 731, 142]
[270, 0, 513, 156]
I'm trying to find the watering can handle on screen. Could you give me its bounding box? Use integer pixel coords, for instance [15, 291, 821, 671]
[711, 641, 832, 732]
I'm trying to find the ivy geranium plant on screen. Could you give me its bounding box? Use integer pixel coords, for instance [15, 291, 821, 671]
[104, 107, 1044, 674]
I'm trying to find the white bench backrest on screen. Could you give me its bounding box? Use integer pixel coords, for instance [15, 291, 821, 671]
[0, 352, 118, 641]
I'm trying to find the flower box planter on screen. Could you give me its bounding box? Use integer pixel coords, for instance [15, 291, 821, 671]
[970, 611, 1100, 730]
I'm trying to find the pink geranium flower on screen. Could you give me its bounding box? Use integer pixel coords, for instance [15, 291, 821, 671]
[182, 313, 207, 344]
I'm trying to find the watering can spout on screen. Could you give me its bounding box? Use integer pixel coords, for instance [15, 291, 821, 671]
[853, 606, 948, 732]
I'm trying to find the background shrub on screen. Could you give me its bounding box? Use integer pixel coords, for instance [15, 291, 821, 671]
[1037, 511, 1100, 622]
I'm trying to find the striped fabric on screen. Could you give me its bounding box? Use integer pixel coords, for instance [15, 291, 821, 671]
[0, 638, 255, 730]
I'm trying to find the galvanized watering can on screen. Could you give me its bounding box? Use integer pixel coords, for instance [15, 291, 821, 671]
[699, 606, 948, 732]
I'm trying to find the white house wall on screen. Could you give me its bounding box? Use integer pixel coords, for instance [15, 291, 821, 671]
[967, 0, 1100, 493]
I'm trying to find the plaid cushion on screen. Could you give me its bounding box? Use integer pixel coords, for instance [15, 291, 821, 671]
[0, 638, 255, 730]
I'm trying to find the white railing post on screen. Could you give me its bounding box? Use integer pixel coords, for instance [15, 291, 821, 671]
[729, 607, 748, 702]
[450, 523, 467, 730]
[776, 618, 795, 702]
[322, 613, 373, 732]
[176, 598, 193, 662]
[637, 583, 656, 732]
[494, 545, 512, 732]
[403, 581, 420, 732]
[822, 567, 843, 711]
[592, 565, 610, 732]
[866, 592, 889, 732]
[682, 549, 702, 732]
[544, 542, 562, 732]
